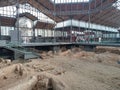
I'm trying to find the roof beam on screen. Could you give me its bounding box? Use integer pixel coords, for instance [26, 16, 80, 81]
[0, 0, 25, 7]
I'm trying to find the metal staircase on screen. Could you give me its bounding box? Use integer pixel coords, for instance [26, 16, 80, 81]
[4, 43, 40, 60]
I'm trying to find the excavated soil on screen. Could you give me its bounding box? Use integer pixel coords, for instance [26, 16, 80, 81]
[0, 46, 120, 90]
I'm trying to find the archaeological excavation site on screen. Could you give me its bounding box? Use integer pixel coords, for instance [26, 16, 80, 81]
[0, 0, 120, 90]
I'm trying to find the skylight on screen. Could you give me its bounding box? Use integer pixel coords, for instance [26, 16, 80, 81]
[113, 0, 120, 10]
[50, 0, 89, 4]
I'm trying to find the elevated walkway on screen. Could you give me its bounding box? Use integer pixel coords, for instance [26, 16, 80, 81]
[3, 44, 40, 60]
[75, 42, 120, 47]
[0, 41, 120, 60]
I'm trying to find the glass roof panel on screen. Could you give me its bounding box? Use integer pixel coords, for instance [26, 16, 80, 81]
[50, 0, 89, 4]
[113, 0, 120, 10]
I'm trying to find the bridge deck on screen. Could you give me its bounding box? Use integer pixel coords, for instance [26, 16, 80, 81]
[0, 42, 120, 47]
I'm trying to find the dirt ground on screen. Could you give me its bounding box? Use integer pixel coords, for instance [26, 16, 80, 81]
[0, 46, 120, 90]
